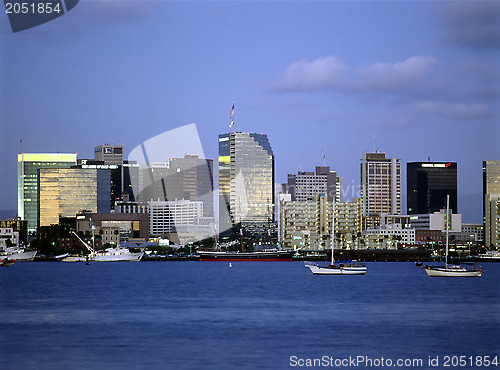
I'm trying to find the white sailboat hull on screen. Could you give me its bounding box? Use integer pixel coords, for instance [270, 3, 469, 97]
[424, 267, 482, 277]
[307, 264, 367, 275]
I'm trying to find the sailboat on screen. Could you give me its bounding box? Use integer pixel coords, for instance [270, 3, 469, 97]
[306, 198, 367, 275]
[423, 195, 482, 277]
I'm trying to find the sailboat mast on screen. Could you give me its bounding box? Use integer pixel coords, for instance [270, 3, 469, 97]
[331, 197, 335, 264]
[445, 194, 449, 267]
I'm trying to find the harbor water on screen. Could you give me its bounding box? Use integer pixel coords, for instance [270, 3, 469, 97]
[1, 262, 498, 369]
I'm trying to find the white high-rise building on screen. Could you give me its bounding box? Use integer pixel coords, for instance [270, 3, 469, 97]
[361, 151, 401, 217]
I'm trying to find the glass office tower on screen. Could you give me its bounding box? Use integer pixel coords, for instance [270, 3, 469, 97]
[407, 162, 458, 214]
[219, 132, 274, 235]
[37, 168, 110, 228]
[18, 153, 77, 233]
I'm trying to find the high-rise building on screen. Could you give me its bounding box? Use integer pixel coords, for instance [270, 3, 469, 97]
[167, 155, 214, 217]
[280, 194, 332, 251]
[287, 166, 337, 202]
[219, 132, 274, 235]
[407, 162, 457, 214]
[18, 153, 77, 233]
[94, 145, 123, 166]
[94, 145, 124, 206]
[360, 152, 401, 217]
[138, 155, 214, 217]
[334, 198, 362, 249]
[37, 168, 110, 228]
[75, 159, 120, 209]
[483, 161, 500, 248]
[149, 200, 203, 236]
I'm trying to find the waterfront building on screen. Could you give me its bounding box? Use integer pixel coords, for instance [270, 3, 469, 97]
[149, 200, 203, 237]
[409, 210, 462, 232]
[18, 153, 77, 233]
[76, 212, 149, 242]
[219, 132, 274, 235]
[0, 227, 20, 247]
[363, 223, 415, 249]
[334, 198, 362, 249]
[407, 162, 457, 214]
[37, 168, 110, 229]
[483, 161, 500, 248]
[415, 229, 443, 245]
[461, 223, 484, 242]
[0, 217, 28, 245]
[360, 151, 401, 217]
[280, 194, 332, 251]
[287, 166, 337, 202]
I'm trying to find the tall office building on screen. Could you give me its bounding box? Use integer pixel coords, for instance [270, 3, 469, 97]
[138, 155, 214, 217]
[219, 132, 274, 235]
[360, 152, 401, 217]
[287, 166, 337, 202]
[18, 153, 77, 233]
[483, 161, 500, 248]
[37, 168, 110, 228]
[76, 159, 120, 209]
[168, 155, 214, 217]
[407, 162, 457, 214]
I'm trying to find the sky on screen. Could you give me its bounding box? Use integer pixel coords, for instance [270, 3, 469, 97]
[1, 0, 499, 223]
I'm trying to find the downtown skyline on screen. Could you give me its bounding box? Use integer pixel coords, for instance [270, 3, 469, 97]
[1, 1, 498, 223]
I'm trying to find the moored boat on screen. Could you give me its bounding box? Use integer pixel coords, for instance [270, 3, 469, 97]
[61, 232, 144, 262]
[0, 247, 37, 261]
[422, 195, 482, 277]
[306, 261, 367, 275]
[306, 199, 367, 276]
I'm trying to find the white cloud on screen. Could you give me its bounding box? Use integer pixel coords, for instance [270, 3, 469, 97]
[273, 55, 436, 94]
[272, 56, 346, 92]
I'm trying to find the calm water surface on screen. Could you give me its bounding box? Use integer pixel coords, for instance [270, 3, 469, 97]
[1, 262, 498, 369]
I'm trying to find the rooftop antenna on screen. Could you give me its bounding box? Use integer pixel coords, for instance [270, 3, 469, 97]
[322, 149, 326, 167]
[428, 156, 431, 162]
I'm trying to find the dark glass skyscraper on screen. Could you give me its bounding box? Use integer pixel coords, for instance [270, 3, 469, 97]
[407, 162, 457, 214]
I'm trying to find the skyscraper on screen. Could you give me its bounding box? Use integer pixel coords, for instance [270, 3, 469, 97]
[287, 166, 337, 202]
[483, 160, 500, 248]
[18, 153, 77, 233]
[360, 152, 401, 217]
[138, 155, 214, 217]
[219, 132, 274, 235]
[407, 162, 458, 214]
[167, 155, 214, 217]
[37, 168, 110, 228]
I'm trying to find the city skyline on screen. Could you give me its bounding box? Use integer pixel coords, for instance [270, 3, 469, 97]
[1, 1, 498, 223]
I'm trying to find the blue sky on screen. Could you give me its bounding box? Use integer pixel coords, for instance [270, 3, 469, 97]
[1, 0, 499, 222]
